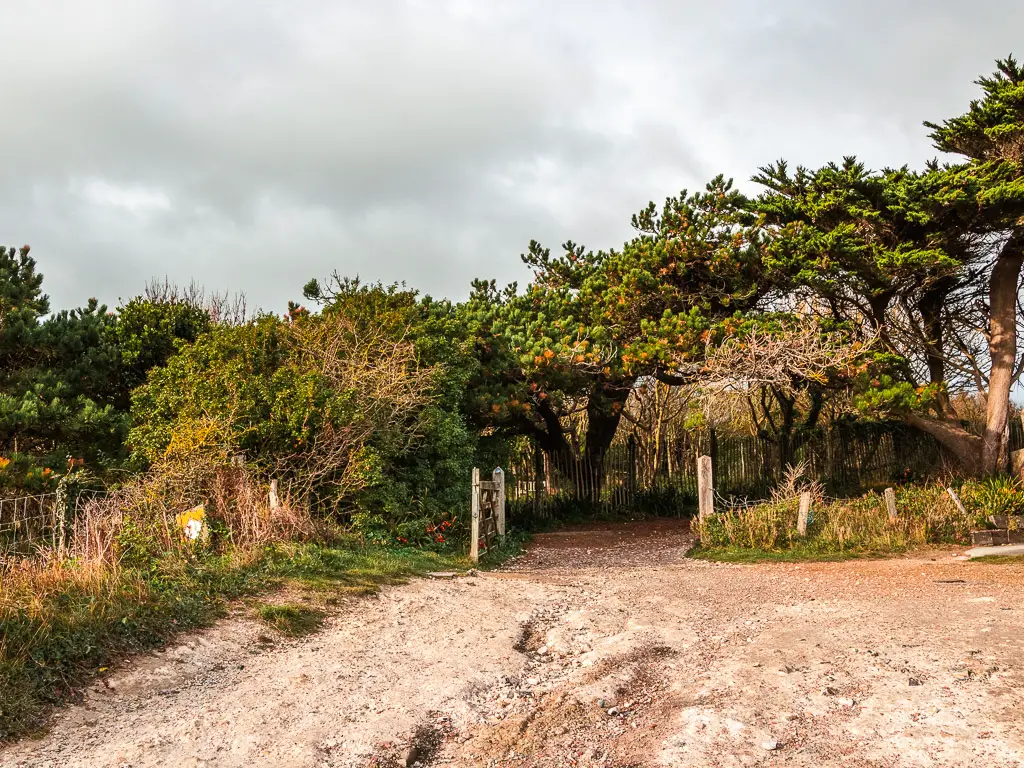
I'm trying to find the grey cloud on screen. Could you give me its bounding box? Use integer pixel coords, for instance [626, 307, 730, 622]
[0, 0, 1020, 313]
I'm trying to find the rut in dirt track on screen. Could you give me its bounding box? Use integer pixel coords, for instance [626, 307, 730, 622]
[5, 519, 1024, 768]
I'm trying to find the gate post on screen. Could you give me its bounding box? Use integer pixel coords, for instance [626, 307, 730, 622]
[493, 467, 505, 538]
[883, 487, 898, 523]
[697, 454, 714, 523]
[797, 492, 811, 536]
[470, 467, 481, 562]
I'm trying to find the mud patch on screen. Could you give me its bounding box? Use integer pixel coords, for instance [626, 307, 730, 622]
[439, 645, 683, 767]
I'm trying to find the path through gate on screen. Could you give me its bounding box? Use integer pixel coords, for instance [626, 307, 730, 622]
[470, 467, 505, 562]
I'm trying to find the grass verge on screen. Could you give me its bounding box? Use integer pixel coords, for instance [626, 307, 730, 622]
[0, 538, 466, 742]
[968, 554, 1024, 564]
[689, 543, 898, 564]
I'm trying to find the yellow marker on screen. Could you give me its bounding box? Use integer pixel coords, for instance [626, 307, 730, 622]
[176, 504, 208, 542]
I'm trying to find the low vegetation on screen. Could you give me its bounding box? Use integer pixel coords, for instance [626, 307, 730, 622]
[254, 603, 326, 637]
[0, 539, 465, 741]
[694, 471, 1023, 560]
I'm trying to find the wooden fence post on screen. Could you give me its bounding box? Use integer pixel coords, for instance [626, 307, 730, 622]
[945, 487, 967, 515]
[697, 454, 714, 523]
[493, 467, 506, 538]
[470, 467, 481, 563]
[883, 487, 898, 522]
[797, 492, 811, 536]
[269, 479, 281, 511]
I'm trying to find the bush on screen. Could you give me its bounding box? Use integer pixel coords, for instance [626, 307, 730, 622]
[955, 475, 1024, 525]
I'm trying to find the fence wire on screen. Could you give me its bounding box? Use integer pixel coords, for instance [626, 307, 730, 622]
[0, 493, 62, 559]
[0, 490, 108, 563]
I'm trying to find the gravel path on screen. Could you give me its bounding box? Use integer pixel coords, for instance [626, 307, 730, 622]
[5, 520, 1024, 767]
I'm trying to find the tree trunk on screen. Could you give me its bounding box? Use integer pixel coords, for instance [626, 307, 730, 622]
[907, 413, 983, 475]
[982, 233, 1024, 474]
[577, 380, 629, 504]
[918, 277, 958, 419]
[774, 389, 796, 473]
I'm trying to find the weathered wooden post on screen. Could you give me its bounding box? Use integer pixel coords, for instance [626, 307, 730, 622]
[493, 467, 506, 538]
[945, 487, 967, 515]
[797, 492, 812, 536]
[269, 479, 281, 511]
[470, 466, 481, 563]
[883, 487, 898, 522]
[697, 454, 714, 523]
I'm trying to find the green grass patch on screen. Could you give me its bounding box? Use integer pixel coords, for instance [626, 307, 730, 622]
[0, 538, 466, 742]
[690, 543, 896, 564]
[968, 554, 1024, 564]
[255, 603, 325, 636]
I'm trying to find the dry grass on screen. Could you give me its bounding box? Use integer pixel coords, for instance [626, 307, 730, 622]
[696, 473, 975, 556]
[0, 424, 323, 741]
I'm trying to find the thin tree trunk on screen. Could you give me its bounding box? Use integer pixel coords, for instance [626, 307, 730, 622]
[918, 277, 958, 419]
[982, 233, 1024, 474]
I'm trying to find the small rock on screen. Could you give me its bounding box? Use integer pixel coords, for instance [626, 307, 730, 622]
[838, 698, 856, 707]
[598, 699, 607, 708]
[607, 707, 619, 716]
[762, 739, 780, 751]
[822, 686, 839, 696]
[536, 646, 549, 656]
[404, 745, 420, 766]
[909, 677, 922, 686]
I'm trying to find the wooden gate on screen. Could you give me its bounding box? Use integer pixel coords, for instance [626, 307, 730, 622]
[470, 467, 505, 562]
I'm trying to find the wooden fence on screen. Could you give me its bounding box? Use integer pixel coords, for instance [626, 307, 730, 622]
[506, 423, 945, 521]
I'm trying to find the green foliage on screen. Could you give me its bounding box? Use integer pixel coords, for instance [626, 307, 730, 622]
[955, 475, 1024, 523]
[0, 254, 217, 488]
[112, 296, 213, 402]
[462, 177, 769, 470]
[0, 249, 129, 486]
[0, 245, 49, 371]
[128, 317, 288, 464]
[129, 281, 497, 538]
[302, 277, 502, 535]
[753, 57, 1024, 465]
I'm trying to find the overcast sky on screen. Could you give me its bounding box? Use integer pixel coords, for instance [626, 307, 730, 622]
[2, 1, 1021, 314]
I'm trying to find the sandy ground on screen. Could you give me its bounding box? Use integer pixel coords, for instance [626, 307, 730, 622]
[4, 520, 1024, 767]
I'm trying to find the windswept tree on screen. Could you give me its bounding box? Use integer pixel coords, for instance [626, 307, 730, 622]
[922, 55, 1024, 472]
[755, 57, 1024, 474]
[467, 176, 769, 492]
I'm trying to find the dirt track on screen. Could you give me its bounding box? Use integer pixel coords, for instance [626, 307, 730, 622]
[5, 521, 1024, 767]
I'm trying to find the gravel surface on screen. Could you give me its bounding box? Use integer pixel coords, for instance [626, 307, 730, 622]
[4, 520, 1024, 767]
